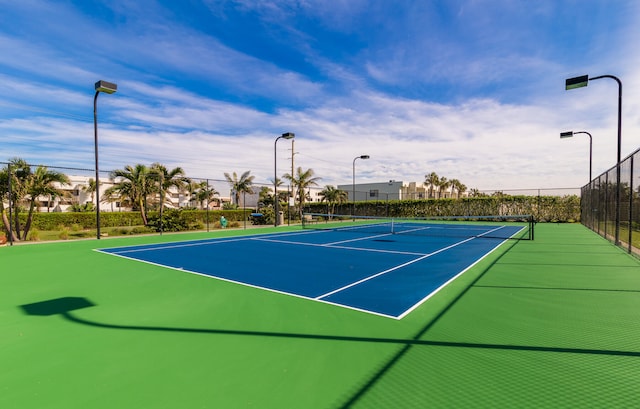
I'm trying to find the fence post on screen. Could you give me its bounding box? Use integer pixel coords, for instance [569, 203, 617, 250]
[206, 179, 210, 232]
[8, 163, 13, 245]
[628, 155, 634, 252]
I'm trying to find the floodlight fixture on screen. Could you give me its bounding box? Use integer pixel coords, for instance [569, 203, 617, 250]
[95, 80, 118, 94]
[565, 75, 589, 90]
[560, 131, 593, 182]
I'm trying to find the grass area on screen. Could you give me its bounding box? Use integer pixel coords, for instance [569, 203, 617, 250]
[25, 225, 153, 241]
[589, 221, 640, 253]
[5, 221, 248, 242]
[2, 223, 640, 408]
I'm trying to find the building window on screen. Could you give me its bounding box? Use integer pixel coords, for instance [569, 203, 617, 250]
[369, 189, 379, 198]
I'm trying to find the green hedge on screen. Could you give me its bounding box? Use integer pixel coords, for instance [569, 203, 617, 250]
[1, 196, 580, 235]
[1, 209, 251, 232]
[305, 195, 581, 222]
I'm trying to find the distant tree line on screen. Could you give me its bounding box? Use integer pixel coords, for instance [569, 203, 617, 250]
[0, 158, 328, 238]
[3, 156, 567, 241]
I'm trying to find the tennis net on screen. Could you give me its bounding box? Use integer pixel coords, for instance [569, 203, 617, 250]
[301, 213, 535, 240]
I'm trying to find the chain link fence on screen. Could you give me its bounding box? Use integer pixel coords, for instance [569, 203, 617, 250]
[2, 159, 587, 244]
[580, 146, 640, 256]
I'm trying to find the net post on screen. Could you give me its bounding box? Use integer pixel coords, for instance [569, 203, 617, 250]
[529, 215, 535, 240]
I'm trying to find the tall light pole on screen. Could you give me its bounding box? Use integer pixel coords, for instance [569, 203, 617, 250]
[560, 131, 593, 182]
[352, 155, 370, 216]
[565, 74, 622, 244]
[274, 132, 295, 226]
[288, 139, 299, 226]
[93, 80, 117, 240]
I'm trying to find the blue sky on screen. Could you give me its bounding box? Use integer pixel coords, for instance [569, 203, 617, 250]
[1, 0, 639, 194]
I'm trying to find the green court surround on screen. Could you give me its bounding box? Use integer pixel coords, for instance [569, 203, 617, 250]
[1, 223, 639, 408]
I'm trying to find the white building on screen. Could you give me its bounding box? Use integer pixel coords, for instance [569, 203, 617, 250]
[37, 175, 117, 212]
[37, 175, 228, 213]
[337, 181, 404, 202]
[336, 180, 463, 202]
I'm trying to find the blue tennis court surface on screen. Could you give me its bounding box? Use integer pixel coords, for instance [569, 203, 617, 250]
[97, 223, 525, 319]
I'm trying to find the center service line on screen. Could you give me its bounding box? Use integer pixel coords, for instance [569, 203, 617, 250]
[315, 225, 506, 300]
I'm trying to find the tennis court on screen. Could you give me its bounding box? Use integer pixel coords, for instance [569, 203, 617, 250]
[2, 222, 640, 408]
[97, 216, 531, 318]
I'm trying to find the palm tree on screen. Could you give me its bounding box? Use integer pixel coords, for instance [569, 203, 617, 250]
[22, 166, 69, 239]
[149, 163, 190, 210]
[224, 171, 255, 207]
[458, 183, 467, 198]
[318, 185, 348, 217]
[185, 181, 200, 208]
[0, 165, 12, 239]
[149, 163, 190, 232]
[424, 172, 439, 199]
[284, 167, 321, 218]
[450, 179, 467, 198]
[438, 176, 450, 198]
[0, 158, 69, 240]
[82, 178, 97, 202]
[1, 158, 31, 240]
[4, 158, 30, 239]
[106, 164, 156, 225]
[188, 181, 219, 209]
[469, 188, 484, 197]
[258, 186, 274, 207]
[270, 177, 289, 204]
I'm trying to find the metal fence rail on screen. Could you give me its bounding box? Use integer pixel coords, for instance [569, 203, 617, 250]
[581, 146, 640, 256]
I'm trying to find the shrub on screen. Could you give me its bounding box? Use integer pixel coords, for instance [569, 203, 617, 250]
[251, 207, 274, 225]
[108, 227, 130, 236]
[131, 226, 154, 235]
[68, 202, 95, 212]
[147, 209, 189, 232]
[29, 229, 41, 241]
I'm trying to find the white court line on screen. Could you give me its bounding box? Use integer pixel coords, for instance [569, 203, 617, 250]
[102, 236, 255, 254]
[393, 225, 433, 235]
[102, 248, 403, 320]
[315, 225, 507, 300]
[98, 229, 323, 255]
[252, 236, 427, 256]
[323, 232, 397, 246]
[98, 224, 518, 320]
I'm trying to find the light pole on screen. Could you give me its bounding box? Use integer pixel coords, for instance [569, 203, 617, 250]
[352, 155, 370, 216]
[560, 131, 593, 182]
[274, 132, 295, 226]
[288, 140, 299, 226]
[93, 80, 117, 240]
[565, 74, 622, 244]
